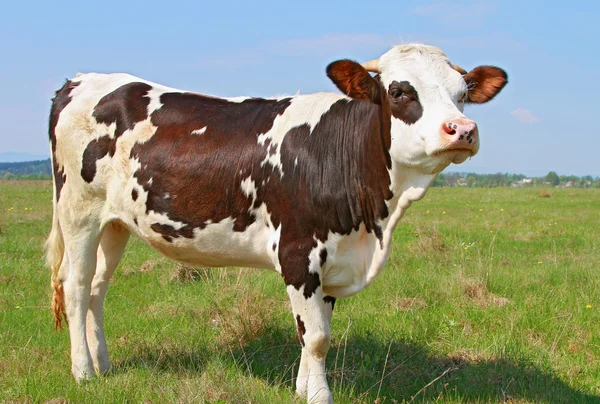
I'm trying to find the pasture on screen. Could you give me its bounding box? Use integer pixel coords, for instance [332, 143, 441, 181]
[1, 180, 599, 403]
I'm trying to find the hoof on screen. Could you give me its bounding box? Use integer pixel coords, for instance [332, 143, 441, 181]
[307, 388, 333, 404]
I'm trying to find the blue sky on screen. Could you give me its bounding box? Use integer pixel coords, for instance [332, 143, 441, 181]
[2, 0, 598, 176]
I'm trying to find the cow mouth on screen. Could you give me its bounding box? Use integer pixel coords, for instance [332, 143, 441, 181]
[431, 148, 474, 157]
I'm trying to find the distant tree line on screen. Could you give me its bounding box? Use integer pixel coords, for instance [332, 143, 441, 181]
[432, 171, 600, 188]
[1, 159, 51, 180]
[0, 159, 598, 188]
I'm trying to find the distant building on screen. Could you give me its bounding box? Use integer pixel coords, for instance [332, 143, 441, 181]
[511, 178, 533, 187]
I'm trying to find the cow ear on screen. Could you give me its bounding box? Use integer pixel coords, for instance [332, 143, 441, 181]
[326, 59, 381, 104]
[464, 66, 508, 104]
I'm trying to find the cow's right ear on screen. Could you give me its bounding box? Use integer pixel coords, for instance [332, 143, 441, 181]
[326, 60, 381, 104]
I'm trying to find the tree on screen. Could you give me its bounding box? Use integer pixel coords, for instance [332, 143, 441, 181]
[545, 171, 560, 186]
[432, 173, 447, 187]
[466, 175, 476, 187]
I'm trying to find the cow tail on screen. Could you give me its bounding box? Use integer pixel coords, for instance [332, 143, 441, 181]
[45, 176, 67, 330]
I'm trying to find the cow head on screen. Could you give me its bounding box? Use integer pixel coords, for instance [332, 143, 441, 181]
[327, 44, 507, 174]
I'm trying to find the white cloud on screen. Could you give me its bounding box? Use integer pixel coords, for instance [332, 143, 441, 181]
[511, 108, 539, 124]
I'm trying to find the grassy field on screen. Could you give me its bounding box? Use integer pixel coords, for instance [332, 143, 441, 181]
[1, 180, 599, 403]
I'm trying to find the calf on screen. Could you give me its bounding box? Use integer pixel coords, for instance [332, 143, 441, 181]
[46, 44, 507, 403]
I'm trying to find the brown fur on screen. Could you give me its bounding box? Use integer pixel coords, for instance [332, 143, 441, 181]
[326, 60, 381, 104]
[464, 66, 508, 104]
[52, 282, 67, 330]
[46, 180, 67, 330]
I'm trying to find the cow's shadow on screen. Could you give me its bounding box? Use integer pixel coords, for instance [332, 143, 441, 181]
[118, 322, 598, 403]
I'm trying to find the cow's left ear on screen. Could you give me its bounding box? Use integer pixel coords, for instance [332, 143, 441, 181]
[326, 60, 381, 104]
[464, 66, 508, 104]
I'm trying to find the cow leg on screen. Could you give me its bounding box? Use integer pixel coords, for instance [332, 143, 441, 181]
[61, 221, 102, 381]
[287, 283, 333, 404]
[86, 222, 130, 374]
[296, 295, 335, 401]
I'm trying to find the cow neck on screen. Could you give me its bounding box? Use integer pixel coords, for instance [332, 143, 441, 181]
[272, 95, 394, 244]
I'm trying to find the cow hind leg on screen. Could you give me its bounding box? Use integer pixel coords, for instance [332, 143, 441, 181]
[61, 219, 103, 381]
[86, 222, 130, 374]
[286, 277, 333, 403]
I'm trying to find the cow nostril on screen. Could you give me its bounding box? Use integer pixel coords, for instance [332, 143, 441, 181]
[442, 123, 456, 135]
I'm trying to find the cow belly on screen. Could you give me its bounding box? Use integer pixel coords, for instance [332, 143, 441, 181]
[130, 215, 278, 270]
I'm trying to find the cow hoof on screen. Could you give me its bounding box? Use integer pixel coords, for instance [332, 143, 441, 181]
[95, 360, 112, 375]
[72, 365, 95, 382]
[307, 388, 333, 404]
[295, 387, 308, 399]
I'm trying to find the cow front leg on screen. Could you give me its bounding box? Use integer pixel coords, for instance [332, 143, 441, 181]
[287, 285, 333, 404]
[296, 295, 335, 400]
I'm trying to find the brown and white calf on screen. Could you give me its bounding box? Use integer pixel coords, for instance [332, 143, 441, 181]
[46, 44, 507, 403]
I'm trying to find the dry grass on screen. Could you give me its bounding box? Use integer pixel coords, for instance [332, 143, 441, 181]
[170, 264, 204, 283]
[446, 349, 491, 366]
[461, 277, 510, 308]
[410, 225, 447, 256]
[395, 297, 427, 312]
[139, 260, 156, 272]
[42, 399, 69, 404]
[211, 287, 274, 348]
[122, 259, 158, 276]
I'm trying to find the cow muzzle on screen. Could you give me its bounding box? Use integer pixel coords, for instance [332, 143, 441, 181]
[440, 119, 478, 152]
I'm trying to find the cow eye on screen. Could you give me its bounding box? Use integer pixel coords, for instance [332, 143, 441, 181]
[391, 89, 406, 100]
[458, 92, 468, 103]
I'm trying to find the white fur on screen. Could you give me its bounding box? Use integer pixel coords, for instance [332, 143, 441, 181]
[191, 126, 207, 135]
[378, 44, 475, 173]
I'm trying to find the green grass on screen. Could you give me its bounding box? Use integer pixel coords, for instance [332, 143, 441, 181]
[1, 181, 599, 403]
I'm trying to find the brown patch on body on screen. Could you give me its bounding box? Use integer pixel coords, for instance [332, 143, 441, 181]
[323, 295, 336, 310]
[319, 247, 327, 267]
[81, 135, 112, 182]
[49, 80, 80, 201]
[387, 80, 423, 124]
[130, 94, 291, 241]
[296, 314, 306, 346]
[92, 82, 153, 138]
[81, 82, 152, 183]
